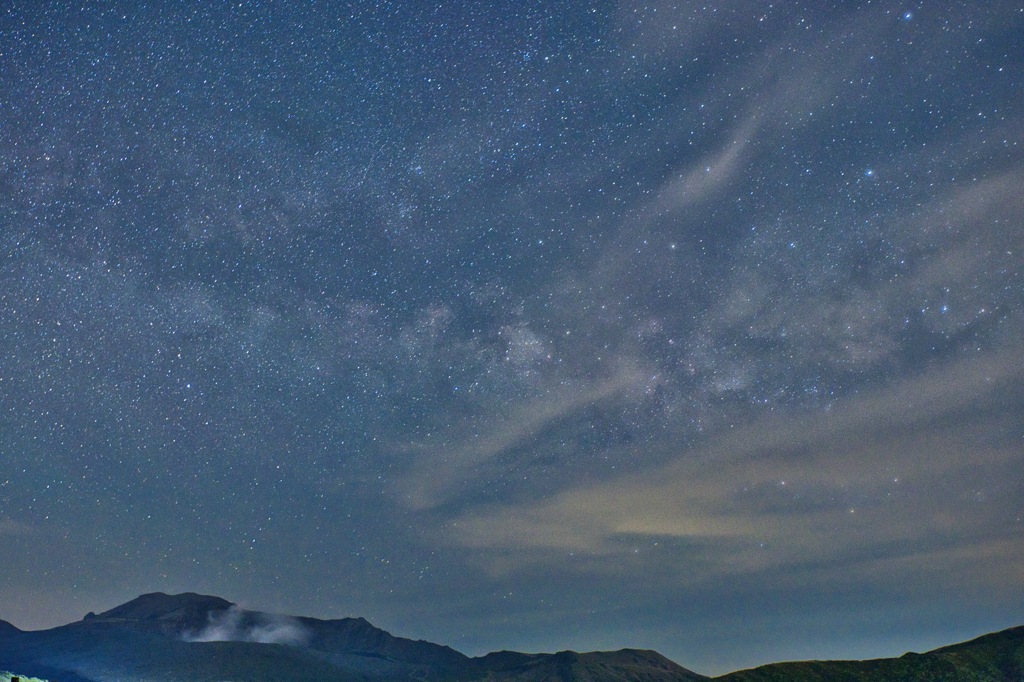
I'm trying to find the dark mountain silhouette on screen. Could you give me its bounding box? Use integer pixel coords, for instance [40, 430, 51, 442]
[88, 591, 235, 635]
[1, 593, 1021, 681]
[0, 592, 704, 682]
[96, 591, 233, 621]
[474, 648, 701, 681]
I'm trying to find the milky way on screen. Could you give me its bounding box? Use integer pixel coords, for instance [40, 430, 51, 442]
[1, 1, 1022, 675]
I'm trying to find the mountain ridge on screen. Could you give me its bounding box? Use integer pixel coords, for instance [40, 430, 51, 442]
[94, 591, 234, 620]
[1, 592, 1021, 682]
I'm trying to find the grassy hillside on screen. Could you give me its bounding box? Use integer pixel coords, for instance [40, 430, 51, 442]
[717, 626, 1024, 682]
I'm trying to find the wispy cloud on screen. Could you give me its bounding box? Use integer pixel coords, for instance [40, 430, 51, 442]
[448, 349, 1024, 593]
[395, 361, 650, 510]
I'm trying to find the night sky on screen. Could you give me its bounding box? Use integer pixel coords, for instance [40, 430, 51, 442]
[1, 1, 1022, 675]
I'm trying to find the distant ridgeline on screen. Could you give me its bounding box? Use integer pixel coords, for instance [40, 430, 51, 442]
[1, 593, 1023, 681]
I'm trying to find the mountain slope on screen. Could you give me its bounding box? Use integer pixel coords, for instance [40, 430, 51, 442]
[476, 649, 707, 681]
[95, 591, 233, 623]
[2, 593, 1020, 682]
[715, 626, 1024, 682]
[0, 592, 705, 682]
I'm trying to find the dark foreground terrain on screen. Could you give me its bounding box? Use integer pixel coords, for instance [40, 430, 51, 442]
[1, 592, 1021, 682]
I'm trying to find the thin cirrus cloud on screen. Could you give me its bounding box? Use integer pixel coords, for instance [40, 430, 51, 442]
[395, 360, 650, 510]
[393, 54, 1024, 526]
[447, 348, 1023, 593]
[434, 158, 1024, 584]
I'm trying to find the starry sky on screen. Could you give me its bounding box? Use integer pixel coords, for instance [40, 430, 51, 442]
[1, 0, 1022, 675]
